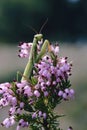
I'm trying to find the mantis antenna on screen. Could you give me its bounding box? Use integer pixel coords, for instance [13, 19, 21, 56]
[39, 18, 48, 34]
[28, 25, 38, 34]
[24, 24, 38, 34]
[24, 18, 48, 34]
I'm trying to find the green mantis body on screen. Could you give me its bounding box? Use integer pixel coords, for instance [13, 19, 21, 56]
[21, 34, 50, 81]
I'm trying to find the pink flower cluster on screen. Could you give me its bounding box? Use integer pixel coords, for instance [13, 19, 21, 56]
[1, 116, 15, 128]
[0, 82, 29, 130]
[18, 39, 43, 58]
[34, 54, 74, 101]
[0, 40, 75, 130]
[16, 119, 29, 130]
[0, 80, 48, 129]
[18, 42, 32, 58]
[32, 111, 47, 119]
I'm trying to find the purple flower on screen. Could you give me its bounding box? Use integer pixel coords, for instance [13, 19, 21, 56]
[58, 90, 63, 96]
[41, 86, 46, 92]
[9, 107, 16, 115]
[34, 90, 40, 97]
[38, 111, 42, 117]
[43, 113, 47, 119]
[65, 88, 69, 94]
[1, 116, 15, 128]
[46, 81, 51, 86]
[20, 102, 24, 109]
[50, 44, 59, 55]
[44, 91, 49, 97]
[16, 108, 22, 114]
[11, 97, 17, 106]
[69, 89, 75, 98]
[52, 81, 56, 85]
[70, 89, 75, 95]
[24, 85, 33, 97]
[18, 119, 29, 128]
[32, 112, 37, 119]
[40, 82, 45, 87]
[63, 93, 68, 100]
[16, 125, 21, 130]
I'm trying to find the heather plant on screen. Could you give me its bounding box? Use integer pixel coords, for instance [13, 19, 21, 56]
[0, 33, 74, 130]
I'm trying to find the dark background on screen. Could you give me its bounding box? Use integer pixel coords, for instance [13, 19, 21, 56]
[0, 0, 87, 43]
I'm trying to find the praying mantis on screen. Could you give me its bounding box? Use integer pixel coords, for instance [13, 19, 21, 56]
[21, 33, 50, 81]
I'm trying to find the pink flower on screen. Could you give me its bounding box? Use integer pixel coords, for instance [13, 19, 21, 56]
[11, 97, 17, 106]
[16, 125, 21, 130]
[34, 90, 40, 97]
[43, 113, 47, 119]
[32, 112, 37, 119]
[51, 44, 59, 55]
[20, 102, 24, 109]
[1, 116, 15, 128]
[24, 85, 33, 97]
[58, 90, 63, 96]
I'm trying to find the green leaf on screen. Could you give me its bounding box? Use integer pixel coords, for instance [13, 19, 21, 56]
[24, 103, 34, 112]
[31, 76, 38, 85]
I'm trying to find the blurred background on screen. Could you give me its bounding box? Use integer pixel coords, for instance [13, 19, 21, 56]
[0, 0, 87, 130]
